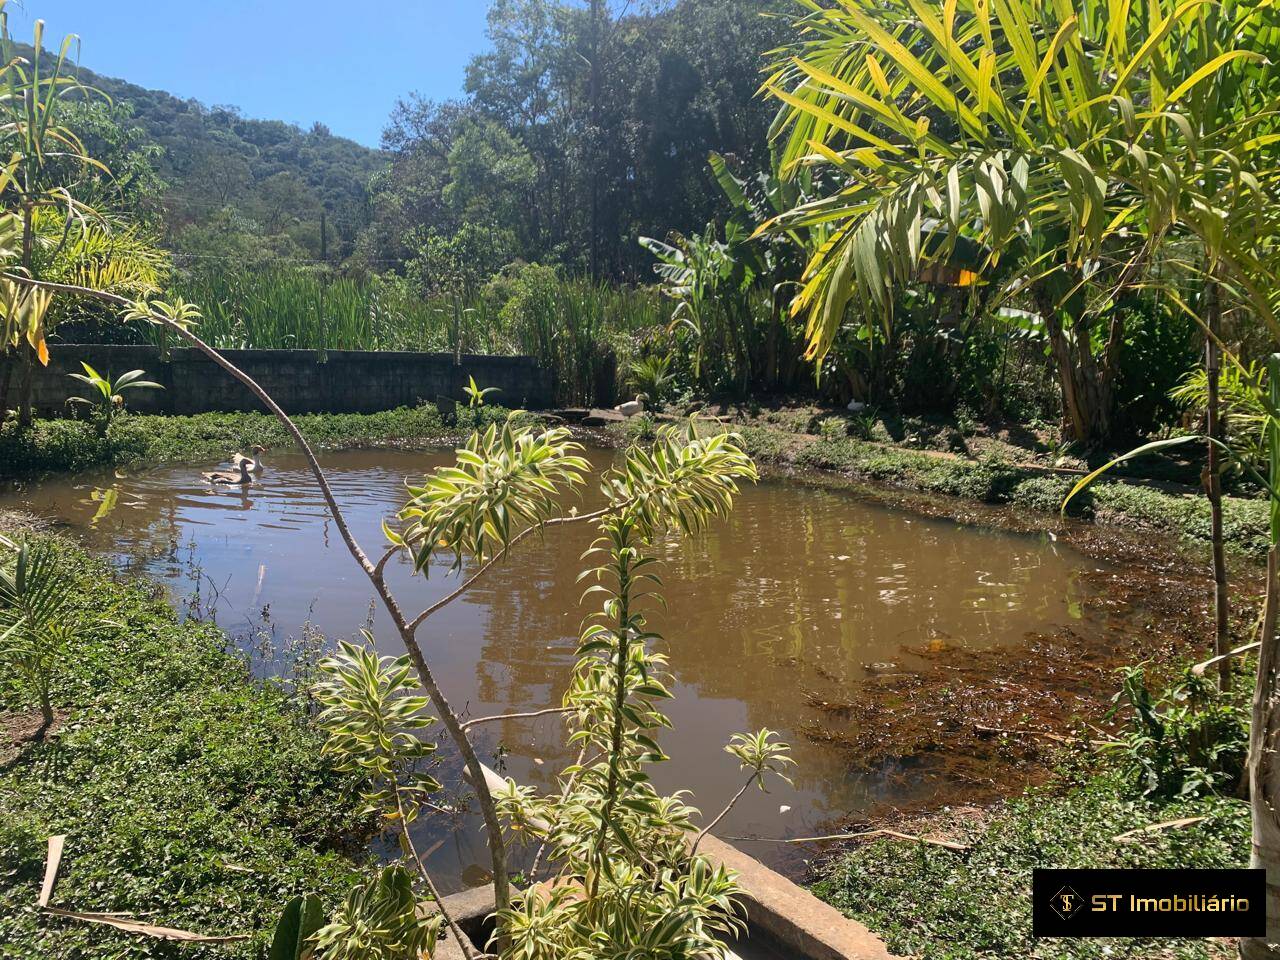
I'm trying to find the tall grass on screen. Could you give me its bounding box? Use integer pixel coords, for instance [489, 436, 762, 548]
[168, 266, 479, 353]
[159, 265, 667, 405]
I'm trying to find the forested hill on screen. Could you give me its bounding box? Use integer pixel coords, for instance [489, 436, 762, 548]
[22, 44, 384, 264]
[19, 0, 792, 279]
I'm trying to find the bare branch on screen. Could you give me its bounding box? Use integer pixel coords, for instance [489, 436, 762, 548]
[393, 790, 478, 960]
[461, 706, 577, 732]
[727, 829, 969, 852]
[690, 772, 758, 859]
[373, 545, 399, 581]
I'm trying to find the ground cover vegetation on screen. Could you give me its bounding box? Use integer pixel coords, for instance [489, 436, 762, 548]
[0, 525, 367, 958]
[4, 0, 1280, 957]
[0, 403, 525, 479]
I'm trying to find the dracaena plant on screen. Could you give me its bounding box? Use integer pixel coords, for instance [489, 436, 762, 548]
[396, 418, 592, 574]
[22, 245, 774, 953]
[313, 636, 442, 827]
[482, 435, 797, 959]
[309, 865, 441, 960]
[306, 420, 786, 958]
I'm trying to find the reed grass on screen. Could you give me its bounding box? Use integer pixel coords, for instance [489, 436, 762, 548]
[161, 265, 667, 405]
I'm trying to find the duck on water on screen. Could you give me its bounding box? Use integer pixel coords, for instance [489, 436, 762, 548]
[201, 458, 254, 485]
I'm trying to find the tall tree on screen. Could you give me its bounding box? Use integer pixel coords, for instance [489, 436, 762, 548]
[762, 0, 1275, 447]
[363, 0, 791, 281]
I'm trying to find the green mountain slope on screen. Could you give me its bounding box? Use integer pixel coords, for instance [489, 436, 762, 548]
[28, 44, 385, 263]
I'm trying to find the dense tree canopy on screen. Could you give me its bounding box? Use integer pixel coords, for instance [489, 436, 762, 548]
[357, 0, 791, 280]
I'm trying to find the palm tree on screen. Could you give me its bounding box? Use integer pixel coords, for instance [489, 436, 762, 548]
[766, 3, 1280, 954]
[762, 0, 1278, 446]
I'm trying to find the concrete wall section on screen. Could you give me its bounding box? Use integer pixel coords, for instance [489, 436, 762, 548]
[29, 345, 553, 416]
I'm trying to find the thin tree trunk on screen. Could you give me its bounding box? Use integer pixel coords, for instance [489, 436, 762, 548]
[587, 0, 603, 281]
[16, 347, 34, 428]
[1242, 546, 1280, 959]
[1040, 304, 1114, 445]
[764, 293, 780, 393]
[17, 204, 34, 428]
[0, 352, 13, 418]
[1205, 279, 1231, 691]
[1038, 293, 1090, 442]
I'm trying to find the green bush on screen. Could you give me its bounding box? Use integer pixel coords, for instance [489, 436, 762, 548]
[1105, 665, 1248, 798]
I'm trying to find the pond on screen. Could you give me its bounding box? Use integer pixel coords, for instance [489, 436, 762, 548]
[0, 448, 1101, 891]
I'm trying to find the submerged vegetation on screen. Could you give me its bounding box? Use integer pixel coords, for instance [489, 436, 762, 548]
[815, 662, 1254, 959]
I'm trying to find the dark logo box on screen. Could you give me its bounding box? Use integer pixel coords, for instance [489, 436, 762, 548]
[1033, 868, 1265, 938]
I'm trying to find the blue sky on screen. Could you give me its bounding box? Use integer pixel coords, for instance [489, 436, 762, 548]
[7, 1, 493, 147]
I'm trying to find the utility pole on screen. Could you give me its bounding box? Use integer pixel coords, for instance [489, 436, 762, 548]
[320, 210, 328, 262]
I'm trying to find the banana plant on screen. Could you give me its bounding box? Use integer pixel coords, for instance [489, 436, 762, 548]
[639, 225, 748, 382]
[463, 374, 499, 408]
[66, 362, 162, 435]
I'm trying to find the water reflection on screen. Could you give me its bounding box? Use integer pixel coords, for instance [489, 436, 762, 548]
[0, 448, 1097, 888]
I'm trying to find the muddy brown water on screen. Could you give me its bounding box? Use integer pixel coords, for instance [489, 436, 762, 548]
[0, 448, 1104, 891]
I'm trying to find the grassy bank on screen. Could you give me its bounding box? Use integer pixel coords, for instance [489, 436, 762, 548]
[0, 529, 365, 957]
[787, 432, 1272, 557]
[612, 409, 1272, 557]
[812, 764, 1248, 960]
[0, 404, 522, 481]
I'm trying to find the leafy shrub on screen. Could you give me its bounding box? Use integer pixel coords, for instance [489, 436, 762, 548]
[818, 416, 848, 442]
[628, 353, 675, 405]
[1105, 665, 1248, 798]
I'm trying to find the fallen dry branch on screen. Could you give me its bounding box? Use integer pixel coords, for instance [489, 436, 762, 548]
[38, 835, 249, 943]
[972, 723, 1113, 748]
[37, 834, 63, 908]
[42, 909, 251, 943]
[1113, 816, 1209, 843]
[727, 829, 969, 853]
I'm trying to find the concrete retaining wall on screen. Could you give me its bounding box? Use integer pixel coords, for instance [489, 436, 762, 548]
[28, 344, 553, 416]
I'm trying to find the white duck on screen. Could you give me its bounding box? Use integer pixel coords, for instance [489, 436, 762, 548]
[614, 395, 646, 418]
[232, 444, 267, 475]
[202, 458, 254, 486]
